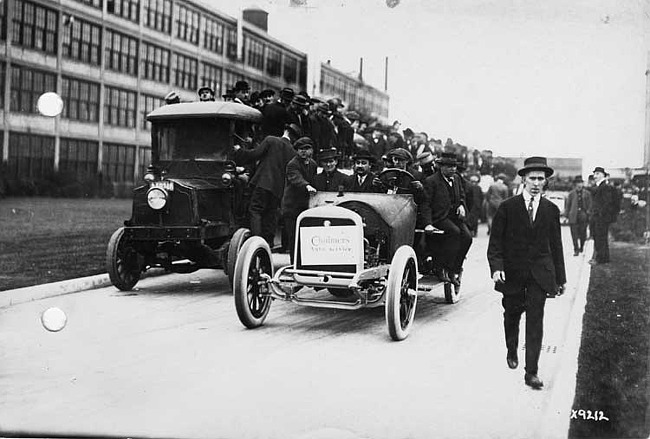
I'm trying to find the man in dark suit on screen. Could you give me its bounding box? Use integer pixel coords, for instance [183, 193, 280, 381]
[588, 166, 619, 264]
[261, 88, 293, 138]
[421, 152, 472, 285]
[487, 156, 566, 390]
[313, 148, 348, 192]
[233, 124, 300, 247]
[345, 149, 382, 193]
[565, 175, 592, 256]
[281, 137, 318, 263]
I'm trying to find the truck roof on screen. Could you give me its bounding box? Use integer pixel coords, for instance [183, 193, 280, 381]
[147, 101, 263, 122]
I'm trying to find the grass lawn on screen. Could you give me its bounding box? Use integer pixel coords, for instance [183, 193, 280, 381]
[569, 242, 650, 438]
[0, 197, 131, 291]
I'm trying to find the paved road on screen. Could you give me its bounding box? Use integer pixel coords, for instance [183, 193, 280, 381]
[0, 224, 590, 439]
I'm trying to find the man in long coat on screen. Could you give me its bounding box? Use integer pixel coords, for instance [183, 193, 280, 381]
[233, 124, 300, 247]
[487, 156, 566, 390]
[565, 175, 592, 256]
[588, 167, 620, 264]
[281, 137, 318, 263]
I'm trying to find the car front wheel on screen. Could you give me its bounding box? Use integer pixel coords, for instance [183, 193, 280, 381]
[385, 245, 418, 341]
[234, 236, 273, 329]
[106, 227, 141, 291]
[226, 228, 251, 289]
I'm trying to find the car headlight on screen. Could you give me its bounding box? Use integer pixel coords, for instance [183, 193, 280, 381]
[143, 172, 155, 182]
[221, 172, 233, 186]
[147, 187, 167, 210]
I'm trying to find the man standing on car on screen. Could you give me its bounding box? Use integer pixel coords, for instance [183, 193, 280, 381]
[565, 175, 592, 256]
[281, 137, 318, 263]
[588, 166, 619, 264]
[487, 156, 566, 390]
[233, 124, 301, 247]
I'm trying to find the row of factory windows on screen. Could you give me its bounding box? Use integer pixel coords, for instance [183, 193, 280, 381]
[0, 0, 303, 85]
[4, 131, 151, 183]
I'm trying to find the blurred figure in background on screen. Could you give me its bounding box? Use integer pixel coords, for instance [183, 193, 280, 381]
[485, 173, 509, 235]
[565, 176, 592, 256]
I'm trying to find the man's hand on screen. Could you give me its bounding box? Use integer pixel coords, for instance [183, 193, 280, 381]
[233, 144, 241, 151]
[410, 180, 423, 191]
[306, 185, 317, 194]
[492, 270, 505, 283]
[372, 177, 383, 187]
[556, 284, 566, 296]
[457, 205, 466, 219]
[424, 224, 434, 233]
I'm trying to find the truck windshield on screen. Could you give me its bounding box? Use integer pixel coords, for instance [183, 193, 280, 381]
[155, 118, 232, 161]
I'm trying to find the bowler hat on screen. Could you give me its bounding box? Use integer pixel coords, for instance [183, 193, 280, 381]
[573, 175, 584, 183]
[435, 152, 458, 166]
[517, 156, 554, 177]
[260, 89, 275, 98]
[234, 80, 250, 92]
[318, 148, 339, 162]
[417, 151, 434, 166]
[386, 148, 413, 162]
[294, 137, 314, 150]
[198, 85, 214, 95]
[352, 148, 375, 163]
[292, 95, 310, 107]
[327, 97, 344, 109]
[402, 128, 414, 138]
[592, 166, 607, 175]
[280, 87, 295, 100]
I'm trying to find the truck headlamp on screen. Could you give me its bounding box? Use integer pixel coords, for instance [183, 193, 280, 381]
[221, 172, 233, 186]
[147, 187, 167, 210]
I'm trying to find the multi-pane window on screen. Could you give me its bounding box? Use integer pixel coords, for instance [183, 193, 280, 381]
[143, 0, 171, 34]
[171, 53, 197, 91]
[72, 0, 102, 8]
[107, 0, 139, 23]
[226, 27, 237, 60]
[222, 70, 237, 93]
[266, 47, 281, 77]
[104, 86, 137, 128]
[102, 142, 136, 182]
[105, 29, 138, 76]
[141, 41, 170, 83]
[12, 0, 57, 54]
[8, 132, 55, 178]
[10, 64, 56, 114]
[245, 36, 264, 70]
[283, 55, 297, 84]
[61, 16, 101, 65]
[199, 62, 222, 98]
[202, 16, 223, 55]
[299, 58, 307, 89]
[62, 76, 100, 122]
[0, 0, 6, 40]
[174, 4, 199, 44]
[140, 93, 162, 130]
[59, 138, 99, 177]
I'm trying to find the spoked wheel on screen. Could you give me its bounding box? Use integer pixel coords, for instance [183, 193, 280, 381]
[234, 236, 274, 329]
[106, 227, 141, 291]
[444, 272, 461, 304]
[226, 228, 251, 288]
[385, 246, 418, 341]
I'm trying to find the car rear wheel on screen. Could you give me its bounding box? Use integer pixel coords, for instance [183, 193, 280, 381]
[234, 236, 273, 329]
[227, 228, 251, 288]
[106, 227, 141, 291]
[385, 246, 418, 341]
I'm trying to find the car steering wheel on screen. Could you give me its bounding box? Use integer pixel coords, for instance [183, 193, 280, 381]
[379, 168, 415, 193]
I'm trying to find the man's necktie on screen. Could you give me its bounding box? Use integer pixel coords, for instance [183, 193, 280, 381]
[528, 196, 535, 224]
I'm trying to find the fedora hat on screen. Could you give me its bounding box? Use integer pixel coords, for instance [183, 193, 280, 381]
[352, 148, 375, 163]
[592, 166, 607, 175]
[573, 175, 584, 183]
[280, 87, 295, 100]
[517, 156, 554, 177]
[435, 152, 458, 166]
[198, 85, 214, 95]
[234, 80, 250, 92]
[294, 137, 314, 150]
[318, 148, 340, 162]
[292, 94, 310, 107]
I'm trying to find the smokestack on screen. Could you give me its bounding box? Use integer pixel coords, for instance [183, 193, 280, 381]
[359, 57, 363, 82]
[384, 56, 388, 91]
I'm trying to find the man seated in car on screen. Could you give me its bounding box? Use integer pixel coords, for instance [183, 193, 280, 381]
[421, 152, 473, 285]
[373, 148, 424, 196]
[313, 148, 348, 192]
[344, 149, 384, 193]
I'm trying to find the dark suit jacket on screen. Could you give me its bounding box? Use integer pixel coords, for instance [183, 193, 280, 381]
[233, 135, 296, 199]
[261, 102, 290, 137]
[281, 156, 318, 217]
[313, 169, 348, 192]
[589, 182, 619, 224]
[421, 170, 467, 226]
[487, 195, 566, 295]
[344, 172, 382, 193]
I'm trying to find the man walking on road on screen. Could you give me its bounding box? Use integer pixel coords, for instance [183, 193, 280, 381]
[588, 166, 619, 264]
[487, 156, 566, 390]
[565, 175, 592, 256]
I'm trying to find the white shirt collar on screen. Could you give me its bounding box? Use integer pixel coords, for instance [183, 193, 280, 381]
[522, 190, 540, 220]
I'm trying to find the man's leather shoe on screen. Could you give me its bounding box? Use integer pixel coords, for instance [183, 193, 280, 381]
[506, 351, 518, 369]
[524, 373, 544, 389]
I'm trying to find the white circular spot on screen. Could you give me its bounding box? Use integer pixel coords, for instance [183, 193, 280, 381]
[41, 307, 67, 332]
[37, 92, 64, 117]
